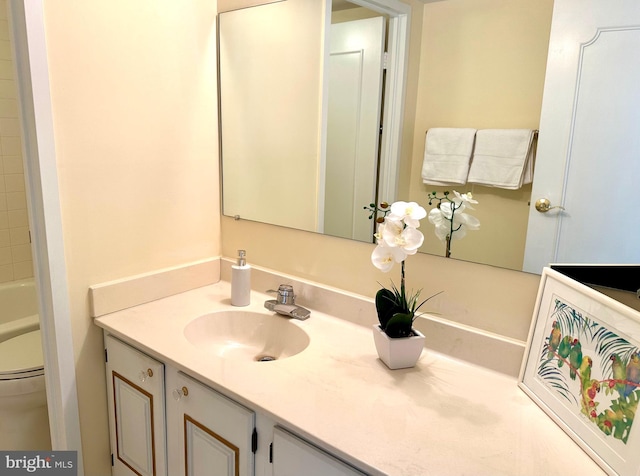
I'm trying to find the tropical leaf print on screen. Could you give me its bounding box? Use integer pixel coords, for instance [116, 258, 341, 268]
[551, 299, 598, 340]
[537, 297, 640, 445]
[593, 326, 638, 377]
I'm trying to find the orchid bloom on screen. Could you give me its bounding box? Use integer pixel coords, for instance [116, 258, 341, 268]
[429, 207, 480, 241]
[371, 244, 407, 272]
[428, 207, 451, 241]
[370, 201, 426, 272]
[427, 191, 480, 256]
[388, 201, 427, 228]
[380, 216, 424, 254]
[428, 199, 480, 240]
[453, 191, 478, 208]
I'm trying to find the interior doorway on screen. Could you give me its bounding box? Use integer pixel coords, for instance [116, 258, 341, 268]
[7, 0, 83, 470]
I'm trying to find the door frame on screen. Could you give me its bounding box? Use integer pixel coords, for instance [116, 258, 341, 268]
[8, 0, 83, 471]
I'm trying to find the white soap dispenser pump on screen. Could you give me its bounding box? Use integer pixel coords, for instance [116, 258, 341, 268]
[231, 249, 251, 306]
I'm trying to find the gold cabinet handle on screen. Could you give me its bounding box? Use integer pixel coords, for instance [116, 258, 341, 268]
[535, 198, 565, 213]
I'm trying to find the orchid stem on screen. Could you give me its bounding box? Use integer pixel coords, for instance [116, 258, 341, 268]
[401, 260, 406, 301]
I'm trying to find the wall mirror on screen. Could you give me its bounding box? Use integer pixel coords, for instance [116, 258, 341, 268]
[220, 0, 638, 274]
[219, 0, 549, 273]
[219, 0, 551, 273]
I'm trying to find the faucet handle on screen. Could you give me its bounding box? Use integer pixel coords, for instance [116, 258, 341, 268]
[266, 284, 295, 305]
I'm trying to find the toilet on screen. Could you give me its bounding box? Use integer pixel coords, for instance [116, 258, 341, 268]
[0, 330, 51, 450]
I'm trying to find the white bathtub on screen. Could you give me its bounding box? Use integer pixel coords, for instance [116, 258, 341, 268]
[0, 278, 40, 343]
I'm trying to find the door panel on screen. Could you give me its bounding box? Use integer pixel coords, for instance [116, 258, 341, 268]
[166, 369, 255, 476]
[184, 415, 238, 476]
[323, 16, 385, 241]
[105, 335, 166, 476]
[112, 373, 156, 475]
[524, 1, 640, 272]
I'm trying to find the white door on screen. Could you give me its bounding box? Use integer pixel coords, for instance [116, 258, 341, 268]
[165, 369, 255, 476]
[523, 0, 640, 273]
[323, 16, 385, 242]
[105, 335, 167, 476]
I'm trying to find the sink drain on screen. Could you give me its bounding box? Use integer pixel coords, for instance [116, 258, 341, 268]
[255, 354, 277, 362]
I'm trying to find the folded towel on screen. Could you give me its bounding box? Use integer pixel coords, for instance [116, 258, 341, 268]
[421, 128, 477, 185]
[467, 129, 536, 189]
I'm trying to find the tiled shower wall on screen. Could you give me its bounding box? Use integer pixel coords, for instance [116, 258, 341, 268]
[0, 1, 32, 283]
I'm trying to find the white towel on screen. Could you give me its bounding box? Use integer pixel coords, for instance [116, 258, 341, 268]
[421, 128, 477, 185]
[467, 129, 536, 189]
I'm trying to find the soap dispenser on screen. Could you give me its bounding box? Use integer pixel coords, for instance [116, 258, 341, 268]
[231, 250, 251, 306]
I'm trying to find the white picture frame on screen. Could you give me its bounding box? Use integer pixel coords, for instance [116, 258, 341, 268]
[519, 267, 640, 476]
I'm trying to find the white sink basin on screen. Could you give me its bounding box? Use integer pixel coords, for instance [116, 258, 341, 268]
[184, 310, 310, 361]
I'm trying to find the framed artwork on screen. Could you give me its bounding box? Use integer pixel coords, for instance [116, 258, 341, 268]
[519, 267, 640, 476]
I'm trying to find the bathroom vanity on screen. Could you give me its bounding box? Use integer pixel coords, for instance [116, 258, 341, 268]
[104, 333, 362, 476]
[94, 278, 605, 476]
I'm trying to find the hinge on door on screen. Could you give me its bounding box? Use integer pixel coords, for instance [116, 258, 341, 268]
[104, 348, 108, 363]
[111, 454, 114, 466]
[251, 428, 258, 453]
[269, 442, 273, 463]
[383, 51, 388, 69]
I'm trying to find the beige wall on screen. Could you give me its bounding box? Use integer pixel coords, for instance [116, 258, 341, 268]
[0, 0, 31, 283]
[410, 0, 554, 269]
[222, 0, 545, 342]
[42, 1, 220, 473]
[33, 0, 553, 473]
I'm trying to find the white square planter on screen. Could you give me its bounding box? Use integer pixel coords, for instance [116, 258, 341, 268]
[372, 325, 425, 369]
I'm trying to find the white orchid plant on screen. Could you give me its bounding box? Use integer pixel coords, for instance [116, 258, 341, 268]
[365, 201, 440, 338]
[427, 191, 480, 258]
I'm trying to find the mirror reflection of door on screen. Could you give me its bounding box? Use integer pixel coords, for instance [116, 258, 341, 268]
[323, 16, 385, 242]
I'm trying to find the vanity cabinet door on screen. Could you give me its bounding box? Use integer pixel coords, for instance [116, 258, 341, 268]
[105, 334, 167, 476]
[272, 427, 366, 476]
[166, 368, 256, 476]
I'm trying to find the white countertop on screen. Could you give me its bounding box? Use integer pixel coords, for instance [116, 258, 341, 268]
[94, 281, 605, 476]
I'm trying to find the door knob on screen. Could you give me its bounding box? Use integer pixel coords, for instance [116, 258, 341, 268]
[534, 198, 565, 213]
[172, 386, 189, 401]
[138, 368, 153, 382]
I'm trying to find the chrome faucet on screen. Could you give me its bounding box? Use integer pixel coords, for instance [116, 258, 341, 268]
[264, 284, 310, 320]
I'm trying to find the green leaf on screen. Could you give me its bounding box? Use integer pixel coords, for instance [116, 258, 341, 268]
[385, 312, 414, 338]
[375, 288, 401, 329]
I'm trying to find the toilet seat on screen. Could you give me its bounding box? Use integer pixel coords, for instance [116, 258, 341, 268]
[0, 329, 50, 450]
[0, 330, 44, 380]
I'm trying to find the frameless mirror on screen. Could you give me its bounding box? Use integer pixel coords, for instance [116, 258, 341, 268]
[219, 0, 555, 273]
